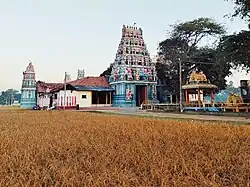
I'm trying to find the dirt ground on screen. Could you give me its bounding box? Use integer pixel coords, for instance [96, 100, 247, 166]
[90, 109, 250, 123]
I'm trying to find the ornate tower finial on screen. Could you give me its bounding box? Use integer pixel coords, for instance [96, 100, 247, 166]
[77, 69, 85, 80]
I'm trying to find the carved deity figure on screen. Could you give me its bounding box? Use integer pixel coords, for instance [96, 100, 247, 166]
[225, 93, 243, 106]
[113, 69, 118, 81]
[143, 68, 148, 80]
[189, 71, 207, 83]
[139, 28, 143, 35]
[122, 46, 126, 54]
[125, 88, 132, 100]
[126, 68, 133, 80]
[135, 69, 140, 80]
[151, 86, 156, 99]
[122, 25, 126, 37]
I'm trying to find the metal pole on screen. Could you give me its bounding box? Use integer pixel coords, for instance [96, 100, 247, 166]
[179, 60, 183, 112]
[63, 72, 66, 110]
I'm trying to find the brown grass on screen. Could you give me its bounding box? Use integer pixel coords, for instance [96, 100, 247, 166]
[0, 110, 249, 186]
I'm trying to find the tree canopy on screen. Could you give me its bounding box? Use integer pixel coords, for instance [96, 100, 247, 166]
[218, 30, 250, 69]
[0, 89, 19, 105]
[100, 63, 112, 77]
[157, 18, 231, 95]
[228, 0, 250, 22]
[219, 0, 250, 70]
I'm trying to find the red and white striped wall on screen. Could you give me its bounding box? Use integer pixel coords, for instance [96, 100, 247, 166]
[57, 96, 76, 107]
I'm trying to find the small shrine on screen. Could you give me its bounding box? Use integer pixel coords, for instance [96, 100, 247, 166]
[20, 61, 37, 108]
[109, 25, 157, 107]
[182, 70, 217, 108]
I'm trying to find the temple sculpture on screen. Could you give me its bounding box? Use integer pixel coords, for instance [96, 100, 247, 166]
[109, 25, 157, 107]
[20, 61, 37, 108]
[182, 70, 217, 108]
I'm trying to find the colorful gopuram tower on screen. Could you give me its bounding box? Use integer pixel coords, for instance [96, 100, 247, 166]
[20, 61, 37, 108]
[109, 25, 157, 107]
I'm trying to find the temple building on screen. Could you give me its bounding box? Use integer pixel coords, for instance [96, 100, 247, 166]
[109, 25, 157, 107]
[37, 76, 114, 109]
[20, 61, 37, 108]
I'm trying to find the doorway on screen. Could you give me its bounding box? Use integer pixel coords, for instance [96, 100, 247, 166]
[136, 85, 147, 106]
[49, 95, 53, 107]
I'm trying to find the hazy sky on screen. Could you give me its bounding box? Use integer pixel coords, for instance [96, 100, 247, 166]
[0, 0, 249, 90]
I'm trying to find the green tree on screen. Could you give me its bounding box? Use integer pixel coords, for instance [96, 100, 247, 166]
[100, 63, 113, 77]
[0, 89, 19, 105]
[220, 0, 250, 70]
[218, 30, 250, 69]
[227, 0, 250, 22]
[158, 18, 230, 96]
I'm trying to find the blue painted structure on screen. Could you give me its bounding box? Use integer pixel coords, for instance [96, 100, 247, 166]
[20, 62, 36, 109]
[109, 25, 158, 107]
[183, 107, 221, 112]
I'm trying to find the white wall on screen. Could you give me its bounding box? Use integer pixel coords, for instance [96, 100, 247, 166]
[56, 90, 92, 108]
[56, 90, 75, 107]
[189, 94, 204, 102]
[74, 91, 92, 107]
[37, 95, 50, 107]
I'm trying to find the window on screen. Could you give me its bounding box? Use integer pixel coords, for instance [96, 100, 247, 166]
[82, 95, 87, 99]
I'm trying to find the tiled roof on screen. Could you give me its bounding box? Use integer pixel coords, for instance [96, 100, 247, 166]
[69, 76, 110, 87]
[36, 81, 64, 93]
[37, 77, 111, 93]
[73, 85, 114, 91]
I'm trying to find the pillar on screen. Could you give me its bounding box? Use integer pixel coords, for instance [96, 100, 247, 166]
[210, 91, 214, 107]
[97, 92, 99, 105]
[185, 89, 189, 105]
[106, 92, 108, 105]
[109, 92, 112, 104]
[198, 88, 201, 107]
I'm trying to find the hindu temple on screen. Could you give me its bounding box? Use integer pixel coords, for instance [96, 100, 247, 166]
[20, 61, 37, 108]
[109, 25, 157, 107]
[182, 70, 218, 111]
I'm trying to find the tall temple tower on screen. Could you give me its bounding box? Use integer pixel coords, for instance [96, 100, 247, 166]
[20, 61, 37, 108]
[109, 25, 157, 107]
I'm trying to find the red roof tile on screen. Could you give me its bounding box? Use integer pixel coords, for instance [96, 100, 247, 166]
[36, 81, 64, 93]
[69, 76, 110, 87]
[37, 77, 110, 93]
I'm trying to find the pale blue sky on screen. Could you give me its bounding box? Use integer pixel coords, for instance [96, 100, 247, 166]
[0, 0, 249, 90]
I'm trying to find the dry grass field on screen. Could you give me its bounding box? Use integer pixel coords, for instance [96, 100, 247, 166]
[0, 110, 249, 186]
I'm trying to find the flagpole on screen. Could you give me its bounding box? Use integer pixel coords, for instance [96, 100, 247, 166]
[63, 72, 66, 110]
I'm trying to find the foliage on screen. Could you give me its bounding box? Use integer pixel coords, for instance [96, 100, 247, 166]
[170, 18, 225, 48]
[0, 89, 19, 105]
[100, 63, 113, 77]
[158, 18, 230, 95]
[227, 0, 250, 22]
[218, 30, 250, 70]
[0, 111, 249, 186]
[221, 0, 250, 70]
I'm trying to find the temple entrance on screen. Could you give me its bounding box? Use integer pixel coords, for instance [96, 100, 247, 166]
[136, 85, 147, 106]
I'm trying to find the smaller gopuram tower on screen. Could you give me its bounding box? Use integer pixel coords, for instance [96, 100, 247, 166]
[77, 69, 85, 80]
[109, 24, 157, 107]
[20, 61, 37, 108]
